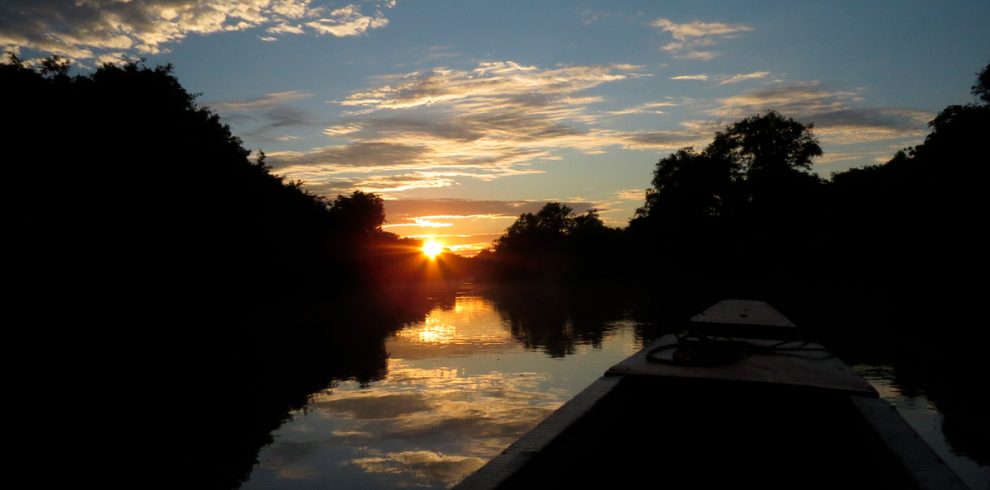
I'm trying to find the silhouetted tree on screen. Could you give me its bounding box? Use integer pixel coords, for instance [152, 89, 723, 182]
[329, 190, 386, 236]
[973, 61, 990, 104]
[707, 110, 822, 176]
[570, 208, 608, 236]
[488, 203, 621, 281]
[39, 54, 71, 78]
[634, 148, 739, 225]
[628, 111, 824, 288]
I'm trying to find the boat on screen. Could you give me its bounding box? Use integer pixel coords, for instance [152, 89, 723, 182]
[455, 299, 967, 490]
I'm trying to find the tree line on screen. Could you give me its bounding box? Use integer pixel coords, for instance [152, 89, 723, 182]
[478, 63, 989, 319]
[2, 54, 446, 488]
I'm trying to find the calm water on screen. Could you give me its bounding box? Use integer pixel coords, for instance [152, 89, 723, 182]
[856, 367, 990, 490]
[242, 284, 988, 489]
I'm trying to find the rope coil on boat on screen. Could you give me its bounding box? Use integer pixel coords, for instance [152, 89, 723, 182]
[645, 334, 834, 367]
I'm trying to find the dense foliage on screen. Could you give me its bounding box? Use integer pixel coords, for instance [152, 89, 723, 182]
[2, 55, 431, 488]
[484, 65, 989, 314]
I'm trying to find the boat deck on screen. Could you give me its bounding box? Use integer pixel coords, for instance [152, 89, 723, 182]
[608, 335, 876, 395]
[456, 301, 967, 489]
[487, 376, 908, 489]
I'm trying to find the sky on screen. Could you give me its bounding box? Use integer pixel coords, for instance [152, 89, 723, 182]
[3, 0, 989, 255]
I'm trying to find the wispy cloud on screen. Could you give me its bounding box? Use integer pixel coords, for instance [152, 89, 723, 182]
[652, 18, 755, 40]
[651, 18, 753, 60]
[208, 91, 313, 111]
[290, 171, 458, 196]
[323, 123, 365, 136]
[269, 61, 700, 196]
[614, 189, 646, 201]
[385, 199, 595, 219]
[607, 101, 679, 116]
[338, 61, 635, 111]
[671, 74, 710, 81]
[712, 81, 932, 144]
[305, 5, 389, 37]
[206, 90, 315, 139]
[579, 9, 618, 26]
[672, 72, 770, 84]
[719, 71, 770, 85]
[0, 1, 395, 61]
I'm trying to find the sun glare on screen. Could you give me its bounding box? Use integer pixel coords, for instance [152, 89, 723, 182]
[422, 239, 444, 259]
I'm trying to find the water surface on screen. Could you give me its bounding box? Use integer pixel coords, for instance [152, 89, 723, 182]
[242, 284, 988, 489]
[242, 284, 640, 488]
[857, 366, 989, 490]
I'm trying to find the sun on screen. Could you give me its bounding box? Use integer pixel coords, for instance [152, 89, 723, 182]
[422, 239, 444, 259]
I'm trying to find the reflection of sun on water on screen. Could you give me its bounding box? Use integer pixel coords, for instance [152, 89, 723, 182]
[415, 320, 456, 344]
[250, 289, 650, 490]
[453, 296, 490, 314]
[393, 296, 510, 348]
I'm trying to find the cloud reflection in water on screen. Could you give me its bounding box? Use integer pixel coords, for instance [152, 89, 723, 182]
[243, 291, 640, 489]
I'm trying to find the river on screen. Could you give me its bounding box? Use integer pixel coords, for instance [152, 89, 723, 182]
[240, 283, 988, 489]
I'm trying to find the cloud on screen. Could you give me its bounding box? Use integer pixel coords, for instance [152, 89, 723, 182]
[323, 123, 365, 136]
[0, 1, 394, 61]
[652, 18, 755, 40]
[619, 128, 709, 149]
[260, 105, 314, 129]
[267, 23, 306, 35]
[580, 9, 613, 25]
[607, 101, 679, 116]
[673, 50, 719, 61]
[266, 61, 687, 195]
[96, 52, 139, 65]
[711, 81, 931, 144]
[206, 90, 316, 139]
[283, 169, 459, 196]
[713, 82, 861, 116]
[651, 18, 753, 60]
[671, 74, 709, 81]
[208, 91, 314, 111]
[272, 142, 429, 170]
[384, 199, 595, 220]
[349, 173, 457, 193]
[338, 61, 635, 111]
[671, 72, 770, 84]
[614, 189, 646, 201]
[718, 71, 770, 85]
[305, 5, 388, 37]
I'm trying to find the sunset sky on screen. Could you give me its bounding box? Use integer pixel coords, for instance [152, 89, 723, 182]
[4, 0, 989, 255]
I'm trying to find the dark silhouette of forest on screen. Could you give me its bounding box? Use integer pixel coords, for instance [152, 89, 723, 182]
[3, 54, 455, 488]
[477, 62, 990, 334]
[7, 52, 987, 487]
